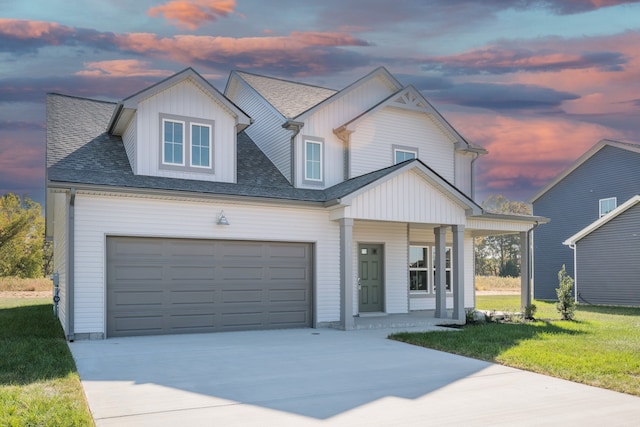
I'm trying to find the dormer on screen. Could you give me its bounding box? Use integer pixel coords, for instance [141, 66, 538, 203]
[108, 68, 251, 183]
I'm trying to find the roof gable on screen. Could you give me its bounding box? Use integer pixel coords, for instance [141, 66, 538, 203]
[327, 159, 482, 215]
[334, 85, 485, 154]
[563, 195, 640, 245]
[108, 68, 251, 135]
[530, 139, 640, 203]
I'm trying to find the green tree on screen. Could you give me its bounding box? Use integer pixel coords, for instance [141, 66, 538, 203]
[0, 193, 45, 278]
[474, 195, 531, 277]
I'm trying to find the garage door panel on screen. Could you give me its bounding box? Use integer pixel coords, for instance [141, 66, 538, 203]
[169, 290, 216, 304]
[107, 237, 312, 337]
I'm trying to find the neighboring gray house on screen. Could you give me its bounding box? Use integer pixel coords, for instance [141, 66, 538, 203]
[46, 67, 542, 340]
[530, 139, 640, 301]
[563, 195, 640, 307]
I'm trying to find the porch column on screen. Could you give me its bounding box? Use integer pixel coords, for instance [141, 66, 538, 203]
[452, 225, 465, 321]
[520, 231, 531, 310]
[434, 226, 447, 318]
[340, 218, 355, 330]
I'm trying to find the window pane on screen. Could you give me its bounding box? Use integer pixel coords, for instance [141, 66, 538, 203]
[164, 121, 183, 164]
[306, 141, 321, 180]
[410, 271, 427, 291]
[191, 124, 210, 167]
[409, 246, 425, 268]
[395, 150, 416, 164]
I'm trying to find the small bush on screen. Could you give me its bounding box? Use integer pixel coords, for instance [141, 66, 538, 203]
[523, 303, 537, 320]
[556, 265, 576, 321]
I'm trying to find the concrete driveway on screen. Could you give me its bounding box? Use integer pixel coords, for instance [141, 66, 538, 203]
[69, 327, 640, 426]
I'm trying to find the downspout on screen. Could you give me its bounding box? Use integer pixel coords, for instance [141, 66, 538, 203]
[470, 151, 480, 200]
[282, 120, 304, 185]
[568, 243, 577, 303]
[67, 188, 76, 342]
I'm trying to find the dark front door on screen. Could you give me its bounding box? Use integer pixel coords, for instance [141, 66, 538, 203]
[358, 244, 383, 312]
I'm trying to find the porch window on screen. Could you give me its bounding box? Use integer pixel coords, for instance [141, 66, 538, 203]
[409, 245, 452, 293]
[409, 246, 429, 291]
[599, 197, 616, 217]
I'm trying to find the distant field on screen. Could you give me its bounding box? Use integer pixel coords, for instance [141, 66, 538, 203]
[475, 275, 519, 291]
[0, 277, 52, 292]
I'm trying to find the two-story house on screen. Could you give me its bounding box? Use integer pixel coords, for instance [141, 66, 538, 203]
[46, 67, 543, 340]
[531, 139, 640, 304]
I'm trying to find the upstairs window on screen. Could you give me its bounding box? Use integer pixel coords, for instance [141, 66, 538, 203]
[163, 119, 184, 165]
[159, 114, 214, 173]
[304, 139, 323, 182]
[393, 145, 418, 164]
[191, 124, 211, 168]
[599, 197, 617, 217]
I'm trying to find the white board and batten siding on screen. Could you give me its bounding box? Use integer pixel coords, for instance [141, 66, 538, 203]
[340, 170, 467, 224]
[52, 193, 68, 334]
[295, 76, 398, 189]
[229, 80, 293, 181]
[72, 194, 341, 335]
[454, 151, 473, 197]
[350, 108, 456, 182]
[131, 79, 238, 183]
[353, 221, 408, 315]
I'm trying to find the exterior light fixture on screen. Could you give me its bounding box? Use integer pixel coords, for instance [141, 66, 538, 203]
[217, 210, 230, 225]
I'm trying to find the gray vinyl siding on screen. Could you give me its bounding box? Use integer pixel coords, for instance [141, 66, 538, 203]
[533, 145, 640, 299]
[574, 203, 640, 306]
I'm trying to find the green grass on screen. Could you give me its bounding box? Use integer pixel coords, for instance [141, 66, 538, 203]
[391, 296, 640, 396]
[0, 298, 94, 426]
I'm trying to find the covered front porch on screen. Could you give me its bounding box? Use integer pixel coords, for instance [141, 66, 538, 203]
[352, 310, 463, 330]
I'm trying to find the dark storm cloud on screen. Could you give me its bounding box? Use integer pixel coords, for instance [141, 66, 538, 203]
[425, 82, 579, 111]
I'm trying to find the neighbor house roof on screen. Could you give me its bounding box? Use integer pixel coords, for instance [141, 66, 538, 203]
[530, 139, 640, 203]
[563, 195, 640, 245]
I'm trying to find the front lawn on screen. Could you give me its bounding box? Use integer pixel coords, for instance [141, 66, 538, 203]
[391, 297, 640, 396]
[0, 298, 94, 426]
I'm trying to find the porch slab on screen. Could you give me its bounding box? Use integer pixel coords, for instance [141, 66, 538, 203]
[352, 311, 463, 330]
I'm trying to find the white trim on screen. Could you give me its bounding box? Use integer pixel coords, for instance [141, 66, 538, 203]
[304, 139, 323, 182]
[599, 197, 617, 218]
[161, 118, 186, 166]
[563, 195, 640, 245]
[190, 122, 213, 169]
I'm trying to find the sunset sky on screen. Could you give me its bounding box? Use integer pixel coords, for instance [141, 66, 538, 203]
[2, 0, 639, 207]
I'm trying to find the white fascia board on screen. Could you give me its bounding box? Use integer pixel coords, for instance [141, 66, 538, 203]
[563, 195, 640, 245]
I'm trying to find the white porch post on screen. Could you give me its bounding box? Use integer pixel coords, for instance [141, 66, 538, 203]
[452, 225, 465, 321]
[340, 218, 355, 330]
[434, 226, 447, 318]
[520, 231, 531, 310]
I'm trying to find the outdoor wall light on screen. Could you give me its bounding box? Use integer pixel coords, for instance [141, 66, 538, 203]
[217, 210, 230, 225]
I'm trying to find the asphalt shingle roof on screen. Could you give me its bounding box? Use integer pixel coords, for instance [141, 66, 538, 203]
[46, 93, 401, 204]
[235, 71, 336, 118]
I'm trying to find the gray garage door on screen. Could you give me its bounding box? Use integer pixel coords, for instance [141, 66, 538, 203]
[106, 237, 313, 337]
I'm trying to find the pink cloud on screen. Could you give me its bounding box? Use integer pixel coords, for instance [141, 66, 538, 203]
[75, 60, 173, 78]
[0, 18, 72, 40]
[147, 0, 236, 30]
[451, 113, 629, 198]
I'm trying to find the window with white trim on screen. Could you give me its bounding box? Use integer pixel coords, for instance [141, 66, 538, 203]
[393, 147, 417, 164]
[159, 114, 214, 173]
[163, 119, 184, 165]
[305, 140, 322, 181]
[191, 123, 211, 168]
[408, 245, 452, 294]
[599, 197, 617, 217]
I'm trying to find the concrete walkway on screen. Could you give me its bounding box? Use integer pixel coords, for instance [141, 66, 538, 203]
[69, 327, 640, 426]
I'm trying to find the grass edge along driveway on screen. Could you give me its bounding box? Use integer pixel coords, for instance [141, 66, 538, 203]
[0, 298, 94, 427]
[390, 297, 640, 397]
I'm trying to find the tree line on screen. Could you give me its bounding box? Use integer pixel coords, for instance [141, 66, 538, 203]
[0, 193, 49, 278]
